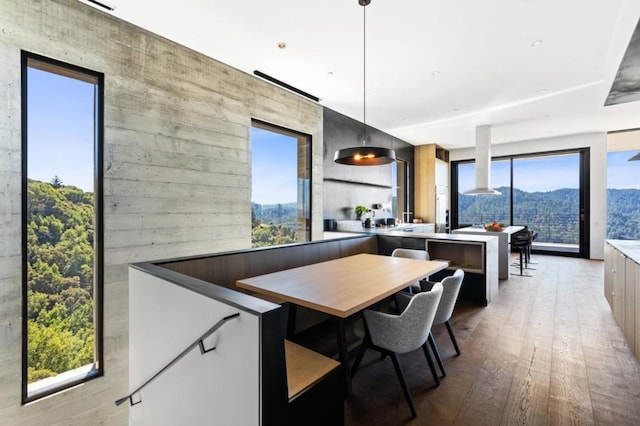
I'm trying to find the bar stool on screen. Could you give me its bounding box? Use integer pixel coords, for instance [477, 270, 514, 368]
[511, 230, 533, 277]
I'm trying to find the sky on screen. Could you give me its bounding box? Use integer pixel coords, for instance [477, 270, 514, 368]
[251, 127, 298, 205]
[607, 151, 640, 189]
[459, 151, 640, 192]
[27, 67, 95, 192]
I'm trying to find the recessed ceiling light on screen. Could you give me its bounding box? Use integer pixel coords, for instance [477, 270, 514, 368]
[432, 71, 440, 76]
[277, 42, 287, 49]
[328, 71, 334, 76]
[531, 40, 543, 47]
[540, 89, 548, 93]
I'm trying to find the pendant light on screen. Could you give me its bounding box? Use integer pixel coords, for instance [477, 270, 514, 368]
[334, 0, 396, 166]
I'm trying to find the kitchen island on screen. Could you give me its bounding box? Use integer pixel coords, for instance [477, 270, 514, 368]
[452, 226, 524, 280]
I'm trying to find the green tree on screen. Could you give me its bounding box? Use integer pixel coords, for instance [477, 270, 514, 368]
[26, 179, 95, 382]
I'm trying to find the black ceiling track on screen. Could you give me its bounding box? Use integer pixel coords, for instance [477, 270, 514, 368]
[85, 0, 114, 11]
[253, 70, 320, 102]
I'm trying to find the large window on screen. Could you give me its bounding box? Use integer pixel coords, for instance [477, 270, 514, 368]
[453, 149, 588, 257]
[607, 150, 640, 240]
[251, 120, 311, 247]
[22, 53, 103, 402]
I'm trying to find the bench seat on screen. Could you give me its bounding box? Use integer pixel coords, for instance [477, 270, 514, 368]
[284, 340, 344, 425]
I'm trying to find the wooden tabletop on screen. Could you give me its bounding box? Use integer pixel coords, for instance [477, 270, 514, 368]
[236, 253, 449, 318]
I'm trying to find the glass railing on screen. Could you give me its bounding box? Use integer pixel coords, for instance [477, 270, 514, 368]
[460, 212, 580, 247]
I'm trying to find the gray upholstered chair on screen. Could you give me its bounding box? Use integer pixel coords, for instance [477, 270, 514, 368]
[391, 248, 430, 293]
[396, 268, 465, 378]
[351, 282, 443, 418]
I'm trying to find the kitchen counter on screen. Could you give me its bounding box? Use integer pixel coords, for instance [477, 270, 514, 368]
[606, 239, 640, 265]
[328, 228, 498, 243]
[452, 226, 524, 279]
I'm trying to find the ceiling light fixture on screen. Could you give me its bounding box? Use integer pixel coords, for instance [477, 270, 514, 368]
[531, 40, 543, 47]
[334, 0, 396, 166]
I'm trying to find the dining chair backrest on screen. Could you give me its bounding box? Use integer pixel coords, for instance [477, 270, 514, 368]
[364, 282, 443, 354]
[391, 248, 430, 293]
[433, 269, 464, 325]
[391, 248, 430, 261]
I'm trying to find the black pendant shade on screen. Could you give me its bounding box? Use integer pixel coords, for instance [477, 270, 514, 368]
[334, 0, 397, 166]
[334, 146, 396, 165]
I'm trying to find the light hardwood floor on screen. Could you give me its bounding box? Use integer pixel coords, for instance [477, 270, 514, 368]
[344, 255, 640, 425]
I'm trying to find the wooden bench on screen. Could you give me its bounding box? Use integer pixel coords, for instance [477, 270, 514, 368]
[284, 340, 344, 425]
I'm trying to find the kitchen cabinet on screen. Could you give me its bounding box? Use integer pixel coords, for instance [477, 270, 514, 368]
[414, 144, 449, 229]
[604, 240, 640, 362]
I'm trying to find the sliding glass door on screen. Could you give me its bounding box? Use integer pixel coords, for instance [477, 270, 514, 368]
[512, 153, 584, 255]
[452, 149, 589, 257]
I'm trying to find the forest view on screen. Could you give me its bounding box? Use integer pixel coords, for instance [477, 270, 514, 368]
[459, 186, 640, 242]
[251, 202, 298, 247]
[27, 178, 95, 383]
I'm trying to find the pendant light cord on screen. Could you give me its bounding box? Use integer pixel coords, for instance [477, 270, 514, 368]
[362, 0, 367, 146]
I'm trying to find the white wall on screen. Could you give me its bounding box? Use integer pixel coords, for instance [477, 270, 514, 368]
[450, 132, 607, 259]
[128, 268, 262, 426]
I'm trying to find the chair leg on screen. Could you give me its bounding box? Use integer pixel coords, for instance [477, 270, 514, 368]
[389, 352, 416, 418]
[428, 332, 446, 377]
[519, 250, 523, 275]
[444, 320, 461, 356]
[421, 343, 440, 386]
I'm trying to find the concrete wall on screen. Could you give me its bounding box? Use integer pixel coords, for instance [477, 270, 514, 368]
[0, 0, 323, 424]
[450, 132, 607, 259]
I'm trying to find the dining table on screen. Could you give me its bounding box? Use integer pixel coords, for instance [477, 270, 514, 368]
[236, 253, 449, 392]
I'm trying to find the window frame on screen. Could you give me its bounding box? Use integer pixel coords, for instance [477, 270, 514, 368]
[21, 51, 105, 403]
[250, 119, 312, 247]
[451, 147, 589, 258]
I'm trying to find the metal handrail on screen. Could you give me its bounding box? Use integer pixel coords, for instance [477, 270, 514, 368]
[114, 312, 240, 407]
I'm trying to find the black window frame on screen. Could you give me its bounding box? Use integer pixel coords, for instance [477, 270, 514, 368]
[451, 147, 590, 258]
[21, 51, 105, 403]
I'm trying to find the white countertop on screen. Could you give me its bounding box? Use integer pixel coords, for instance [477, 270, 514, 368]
[324, 230, 498, 243]
[453, 226, 525, 235]
[606, 239, 640, 265]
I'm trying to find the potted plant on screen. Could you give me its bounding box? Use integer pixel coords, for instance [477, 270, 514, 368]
[355, 205, 371, 221]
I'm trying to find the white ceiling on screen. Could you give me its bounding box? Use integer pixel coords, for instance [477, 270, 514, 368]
[96, 0, 640, 149]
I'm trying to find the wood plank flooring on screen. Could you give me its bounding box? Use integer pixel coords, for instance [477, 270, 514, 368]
[344, 255, 640, 425]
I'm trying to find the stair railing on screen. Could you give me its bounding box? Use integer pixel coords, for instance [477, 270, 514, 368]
[114, 312, 240, 407]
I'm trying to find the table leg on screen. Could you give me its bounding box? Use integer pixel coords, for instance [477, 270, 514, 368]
[286, 303, 298, 339]
[335, 317, 352, 394]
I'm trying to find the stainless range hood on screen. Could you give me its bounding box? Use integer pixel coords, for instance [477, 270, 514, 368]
[463, 125, 501, 195]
